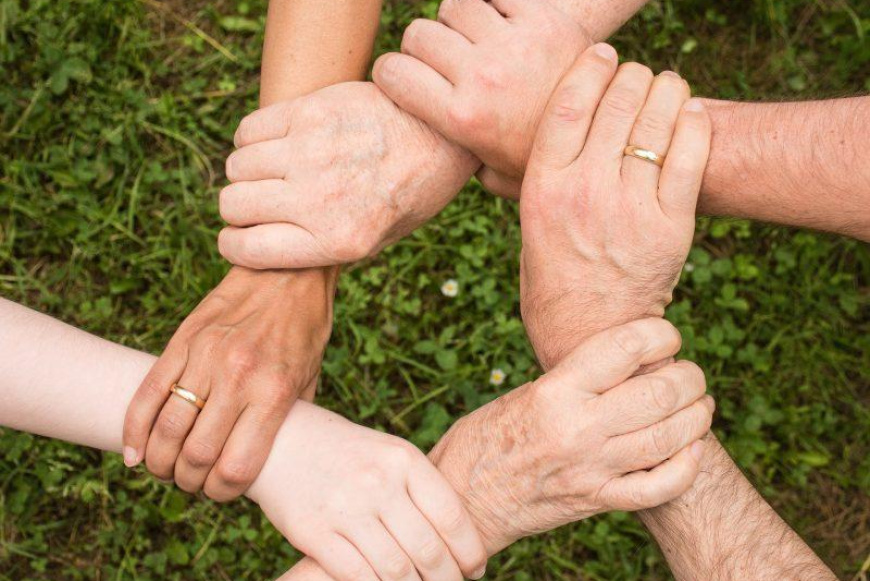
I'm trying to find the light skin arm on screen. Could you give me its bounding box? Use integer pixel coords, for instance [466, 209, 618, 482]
[698, 97, 870, 241]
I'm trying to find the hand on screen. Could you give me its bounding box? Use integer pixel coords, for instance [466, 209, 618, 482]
[122, 267, 335, 500]
[273, 318, 713, 581]
[247, 402, 488, 581]
[373, 0, 590, 198]
[217, 81, 479, 269]
[430, 318, 712, 552]
[519, 46, 712, 369]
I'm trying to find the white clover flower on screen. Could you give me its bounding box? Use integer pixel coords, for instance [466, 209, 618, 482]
[683, 263, 695, 272]
[441, 279, 459, 297]
[489, 368, 506, 386]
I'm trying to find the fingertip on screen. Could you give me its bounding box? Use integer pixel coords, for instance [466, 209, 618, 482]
[123, 446, 141, 468]
[372, 52, 399, 85]
[590, 42, 617, 63]
[683, 98, 705, 113]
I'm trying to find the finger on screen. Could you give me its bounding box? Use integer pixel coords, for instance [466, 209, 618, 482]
[476, 166, 521, 200]
[437, 0, 507, 42]
[218, 224, 323, 270]
[203, 400, 290, 501]
[407, 461, 488, 579]
[594, 360, 707, 436]
[173, 389, 241, 494]
[381, 500, 464, 581]
[233, 100, 296, 148]
[401, 19, 472, 83]
[583, 62, 654, 167]
[373, 53, 452, 131]
[123, 340, 188, 467]
[606, 396, 714, 473]
[603, 439, 707, 510]
[312, 534, 380, 581]
[658, 98, 711, 219]
[344, 519, 421, 581]
[527, 43, 618, 171]
[144, 357, 212, 481]
[225, 139, 294, 183]
[622, 71, 690, 190]
[542, 318, 683, 396]
[219, 180, 303, 227]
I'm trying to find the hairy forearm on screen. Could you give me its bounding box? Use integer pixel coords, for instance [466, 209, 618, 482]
[639, 434, 835, 581]
[699, 97, 870, 241]
[550, 0, 649, 40]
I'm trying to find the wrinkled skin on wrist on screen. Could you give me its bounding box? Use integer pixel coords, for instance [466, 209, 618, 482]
[218, 82, 479, 270]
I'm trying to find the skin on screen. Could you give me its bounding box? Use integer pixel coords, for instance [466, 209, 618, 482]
[372, 0, 870, 240]
[0, 297, 487, 581]
[0, 299, 710, 580]
[122, 0, 385, 502]
[516, 46, 836, 580]
[215, 0, 655, 269]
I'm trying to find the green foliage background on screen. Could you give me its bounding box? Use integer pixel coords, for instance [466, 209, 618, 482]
[1, 0, 868, 578]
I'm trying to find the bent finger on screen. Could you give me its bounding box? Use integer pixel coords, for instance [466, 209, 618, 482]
[594, 360, 707, 435]
[123, 340, 188, 467]
[658, 98, 712, 219]
[373, 53, 452, 136]
[219, 180, 304, 227]
[603, 439, 707, 511]
[225, 139, 294, 183]
[542, 318, 683, 396]
[437, 0, 506, 43]
[407, 461, 488, 579]
[234, 100, 297, 148]
[401, 19, 471, 83]
[528, 43, 619, 172]
[218, 224, 324, 270]
[606, 396, 714, 473]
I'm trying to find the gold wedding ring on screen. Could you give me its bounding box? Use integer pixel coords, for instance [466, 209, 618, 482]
[624, 145, 665, 168]
[170, 384, 206, 410]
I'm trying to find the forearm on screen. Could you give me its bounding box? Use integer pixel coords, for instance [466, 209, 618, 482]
[699, 97, 870, 241]
[551, 0, 649, 40]
[639, 434, 835, 581]
[0, 297, 319, 498]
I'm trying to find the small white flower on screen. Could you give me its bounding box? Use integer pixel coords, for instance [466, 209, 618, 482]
[683, 263, 695, 272]
[489, 368, 506, 386]
[441, 279, 459, 297]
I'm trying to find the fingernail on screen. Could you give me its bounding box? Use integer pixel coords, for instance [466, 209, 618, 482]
[690, 440, 706, 462]
[593, 43, 617, 62]
[123, 446, 140, 468]
[471, 567, 486, 580]
[684, 98, 705, 112]
[659, 70, 680, 79]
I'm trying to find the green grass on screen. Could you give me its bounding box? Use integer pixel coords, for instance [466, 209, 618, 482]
[1, 0, 869, 578]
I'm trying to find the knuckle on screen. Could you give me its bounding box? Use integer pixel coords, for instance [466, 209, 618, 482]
[439, 503, 469, 535]
[634, 113, 673, 136]
[181, 439, 220, 469]
[437, 0, 456, 22]
[214, 459, 257, 489]
[649, 421, 672, 458]
[446, 100, 483, 132]
[141, 375, 170, 400]
[156, 411, 191, 440]
[384, 552, 414, 579]
[648, 375, 679, 413]
[223, 345, 257, 374]
[603, 87, 640, 116]
[610, 325, 647, 357]
[417, 536, 447, 568]
[471, 66, 508, 91]
[550, 85, 591, 123]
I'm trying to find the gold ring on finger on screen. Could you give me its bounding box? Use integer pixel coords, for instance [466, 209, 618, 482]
[624, 145, 665, 168]
[169, 384, 207, 410]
